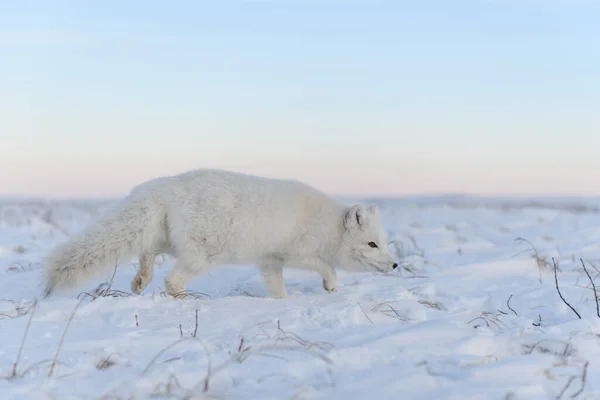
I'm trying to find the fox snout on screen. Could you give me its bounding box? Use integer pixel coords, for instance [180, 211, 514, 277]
[379, 259, 398, 272]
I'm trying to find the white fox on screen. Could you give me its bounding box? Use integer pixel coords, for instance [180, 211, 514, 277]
[43, 169, 398, 299]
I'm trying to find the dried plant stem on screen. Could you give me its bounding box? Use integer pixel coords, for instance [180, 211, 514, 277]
[49, 298, 84, 377]
[142, 338, 192, 376]
[357, 301, 374, 324]
[507, 294, 518, 316]
[580, 259, 600, 318]
[11, 299, 38, 378]
[193, 309, 199, 338]
[552, 258, 581, 320]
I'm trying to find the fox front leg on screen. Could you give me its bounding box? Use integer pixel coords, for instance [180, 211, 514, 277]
[320, 265, 337, 293]
[285, 256, 338, 294]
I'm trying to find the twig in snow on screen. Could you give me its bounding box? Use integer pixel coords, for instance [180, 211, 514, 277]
[142, 338, 192, 376]
[556, 360, 589, 399]
[514, 237, 549, 282]
[96, 353, 120, 370]
[467, 311, 505, 330]
[76, 261, 133, 300]
[552, 258, 581, 319]
[10, 299, 38, 379]
[580, 259, 599, 318]
[558, 377, 577, 400]
[357, 301, 374, 324]
[49, 297, 85, 377]
[193, 309, 198, 338]
[372, 301, 411, 322]
[507, 294, 518, 316]
[570, 361, 589, 398]
[198, 326, 333, 393]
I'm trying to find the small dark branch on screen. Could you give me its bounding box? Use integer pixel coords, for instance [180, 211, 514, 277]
[515, 237, 539, 258]
[467, 316, 490, 328]
[523, 340, 545, 355]
[142, 338, 191, 376]
[20, 359, 53, 378]
[372, 301, 411, 322]
[161, 356, 181, 364]
[357, 301, 374, 324]
[96, 353, 119, 370]
[558, 376, 577, 400]
[105, 260, 118, 294]
[135, 314, 139, 328]
[581, 259, 600, 318]
[588, 260, 600, 276]
[49, 298, 84, 377]
[193, 309, 199, 338]
[387, 304, 402, 318]
[515, 237, 548, 282]
[11, 299, 38, 378]
[532, 314, 542, 327]
[199, 341, 212, 393]
[238, 338, 245, 353]
[570, 361, 589, 398]
[507, 294, 518, 316]
[179, 324, 183, 339]
[553, 258, 581, 320]
[562, 343, 571, 357]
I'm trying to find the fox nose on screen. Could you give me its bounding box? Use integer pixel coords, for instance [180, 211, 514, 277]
[392, 263, 398, 269]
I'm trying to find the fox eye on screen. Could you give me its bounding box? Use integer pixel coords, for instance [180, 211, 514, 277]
[368, 242, 378, 248]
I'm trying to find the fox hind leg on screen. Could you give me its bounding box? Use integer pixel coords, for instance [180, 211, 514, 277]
[164, 251, 211, 298]
[260, 257, 287, 298]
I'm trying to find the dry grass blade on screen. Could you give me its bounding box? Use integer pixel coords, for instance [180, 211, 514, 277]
[558, 376, 577, 400]
[418, 299, 445, 311]
[142, 338, 192, 376]
[198, 325, 334, 393]
[467, 311, 505, 330]
[96, 353, 121, 370]
[9, 299, 38, 379]
[49, 297, 85, 377]
[159, 290, 211, 300]
[514, 237, 548, 282]
[76, 261, 136, 300]
[76, 268, 134, 300]
[552, 258, 581, 320]
[570, 361, 589, 398]
[507, 294, 518, 316]
[372, 301, 411, 322]
[0, 300, 36, 320]
[357, 301, 374, 324]
[580, 259, 599, 318]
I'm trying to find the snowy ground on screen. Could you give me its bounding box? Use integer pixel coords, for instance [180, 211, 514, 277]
[3, 196, 600, 399]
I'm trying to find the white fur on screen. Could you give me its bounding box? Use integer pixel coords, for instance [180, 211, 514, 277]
[43, 169, 398, 298]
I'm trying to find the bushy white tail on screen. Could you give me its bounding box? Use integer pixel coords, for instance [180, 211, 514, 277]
[42, 198, 163, 297]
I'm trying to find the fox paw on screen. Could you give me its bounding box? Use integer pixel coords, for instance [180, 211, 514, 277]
[131, 275, 149, 294]
[322, 280, 337, 293]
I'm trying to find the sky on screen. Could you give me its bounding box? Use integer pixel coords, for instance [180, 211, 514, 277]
[1, 1, 599, 198]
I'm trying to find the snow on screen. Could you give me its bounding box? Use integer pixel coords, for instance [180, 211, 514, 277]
[3, 196, 600, 399]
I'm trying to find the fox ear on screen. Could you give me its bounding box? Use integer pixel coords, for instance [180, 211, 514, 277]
[343, 204, 365, 231]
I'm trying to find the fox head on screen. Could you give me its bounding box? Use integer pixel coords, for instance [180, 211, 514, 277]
[338, 204, 398, 273]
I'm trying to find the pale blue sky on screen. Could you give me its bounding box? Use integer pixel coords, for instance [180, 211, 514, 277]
[1, 1, 599, 197]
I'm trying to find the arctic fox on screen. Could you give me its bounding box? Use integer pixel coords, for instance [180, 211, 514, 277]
[43, 169, 398, 299]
